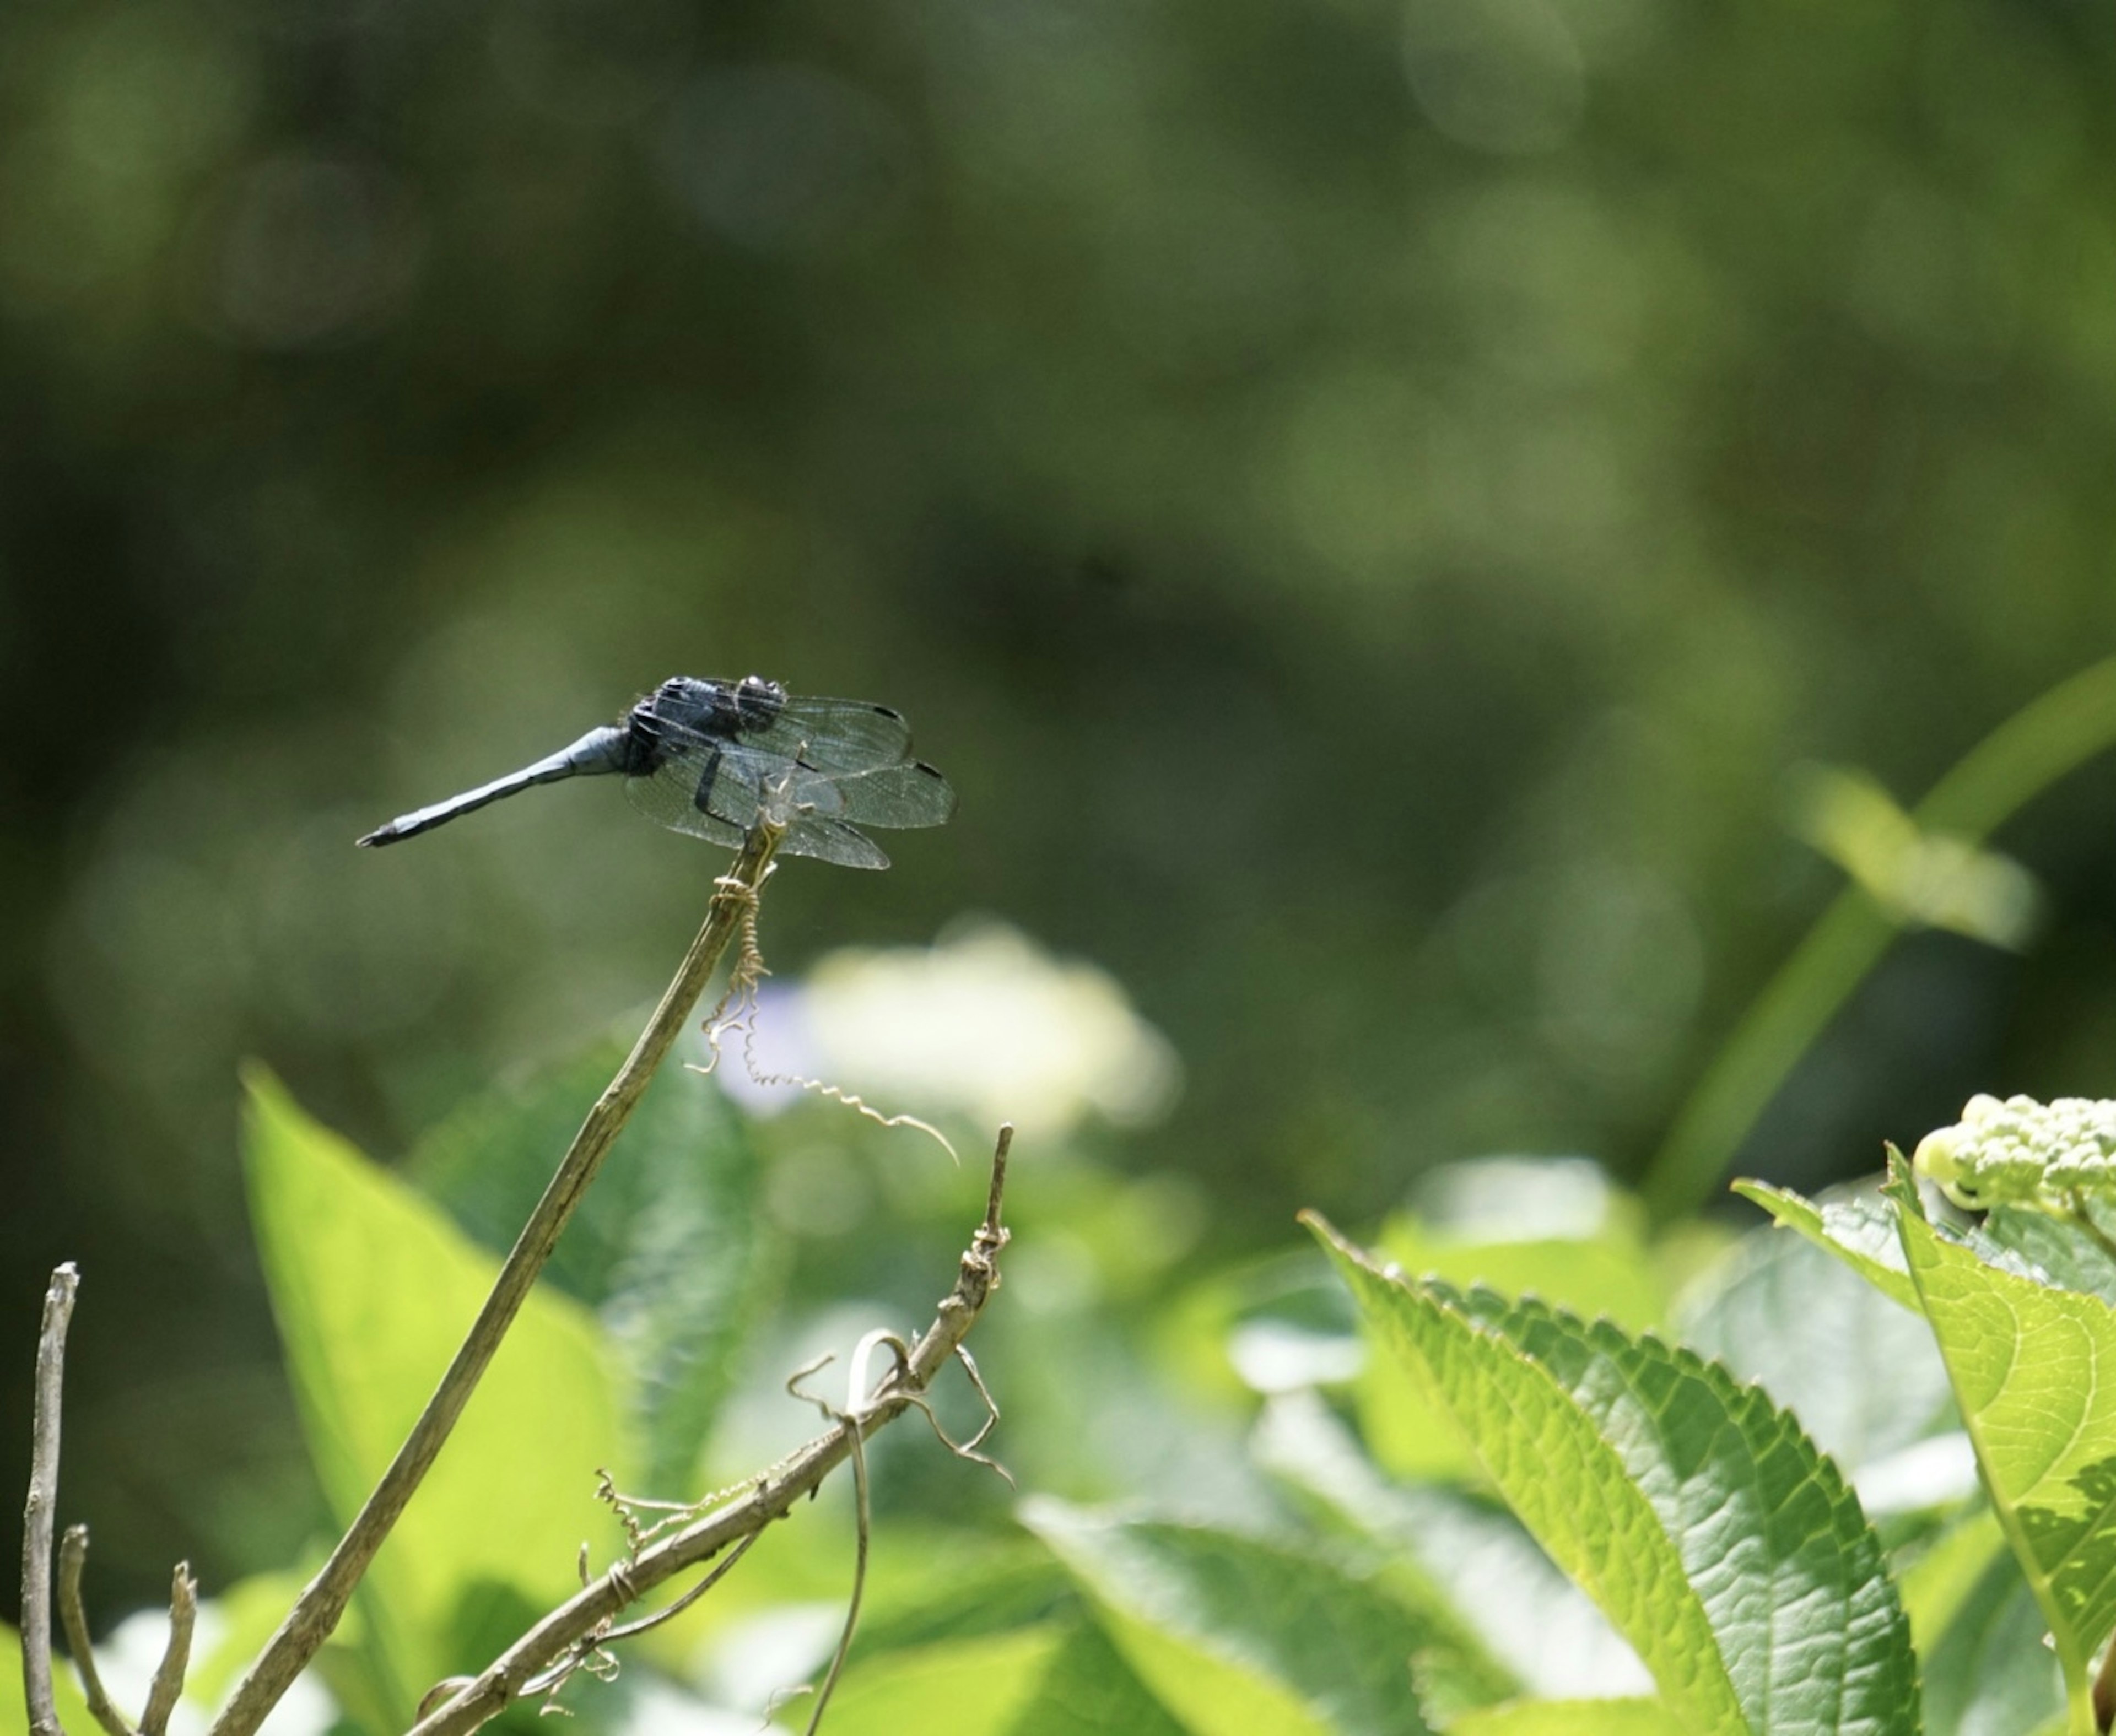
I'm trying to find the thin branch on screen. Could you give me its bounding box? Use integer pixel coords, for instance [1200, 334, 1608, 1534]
[209, 825, 785, 1736]
[139, 1564, 197, 1736]
[23, 1262, 80, 1736]
[57, 1529, 131, 1736]
[402, 1126, 1016, 1736]
[984, 1124, 1012, 1237]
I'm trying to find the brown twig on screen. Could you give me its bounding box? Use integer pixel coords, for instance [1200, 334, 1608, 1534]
[209, 825, 785, 1736]
[140, 1564, 197, 1736]
[57, 1528, 131, 1736]
[402, 1124, 1016, 1736]
[23, 1263, 80, 1736]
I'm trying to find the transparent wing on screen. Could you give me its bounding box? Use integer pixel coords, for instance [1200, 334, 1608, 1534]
[779, 814, 892, 869]
[626, 757, 893, 875]
[780, 759, 956, 829]
[728, 694, 919, 776]
[622, 680, 951, 870]
[623, 751, 750, 847]
[633, 740, 952, 828]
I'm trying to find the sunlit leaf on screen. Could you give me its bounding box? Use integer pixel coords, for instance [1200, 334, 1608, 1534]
[1791, 764, 2039, 948]
[1731, 1180, 1920, 1311]
[242, 1068, 623, 1711]
[1678, 1219, 1955, 1481]
[1893, 1508, 2061, 1736]
[1255, 1389, 1638, 1702]
[1357, 1178, 1669, 1481]
[998, 1618, 1194, 1736]
[1888, 1158, 2116, 1718]
[1022, 1500, 1438, 1736]
[408, 1040, 778, 1495]
[1975, 1204, 2116, 1309]
[0, 1620, 95, 1733]
[827, 1615, 1190, 1736]
[1448, 1700, 1685, 1736]
[1314, 1215, 1918, 1736]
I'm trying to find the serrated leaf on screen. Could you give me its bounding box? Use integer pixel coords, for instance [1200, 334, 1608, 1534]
[1312, 1214, 1919, 1736]
[1887, 1159, 2116, 1721]
[408, 1042, 776, 1495]
[1255, 1389, 1640, 1701]
[1678, 1221, 1955, 1481]
[242, 1069, 623, 1711]
[1731, 1181, 1920, 1312]
[1021, 1500, 1437, 1736]
[1357, 1197, 1668, 1481]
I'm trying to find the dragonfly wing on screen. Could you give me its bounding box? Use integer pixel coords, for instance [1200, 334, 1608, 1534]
[779, 814, 891, 869]
[622, 701, 945, 867]
[735, 695, 917, 775]
[801, 761, 957, 829]
[624, 744, 751, 846]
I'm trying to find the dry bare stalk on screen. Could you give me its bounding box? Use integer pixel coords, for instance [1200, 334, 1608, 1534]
[140, 1564, 197, 1736]
[404, 1126, 1015, 1736]
[209, 823, 785, 1736]
[22, 1263, 79, 1736]
[57, 1528, 130, 1736]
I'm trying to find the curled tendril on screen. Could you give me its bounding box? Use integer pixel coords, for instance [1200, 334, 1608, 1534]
[688, 881, 958, 1164]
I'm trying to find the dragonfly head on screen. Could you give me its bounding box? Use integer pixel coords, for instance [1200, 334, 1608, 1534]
[730, 674, 787, 730]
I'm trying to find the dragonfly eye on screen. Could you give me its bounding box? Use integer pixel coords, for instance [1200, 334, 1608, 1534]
[732, 675, 787, 729]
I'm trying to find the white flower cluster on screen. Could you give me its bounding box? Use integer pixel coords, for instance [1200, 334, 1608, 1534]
[1912, 1093, 2116, 1211]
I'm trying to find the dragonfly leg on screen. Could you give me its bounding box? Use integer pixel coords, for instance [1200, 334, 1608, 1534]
[690, 745, 724, 816]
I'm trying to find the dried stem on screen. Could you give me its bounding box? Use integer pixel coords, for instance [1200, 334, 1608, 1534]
[22, 1263, 80, 1736]
[403, 1125, 1016, 1736]
[209, 825, 785, 1736]
[57, 1528, 130, 1736]
[140, 1564, 197, 1736]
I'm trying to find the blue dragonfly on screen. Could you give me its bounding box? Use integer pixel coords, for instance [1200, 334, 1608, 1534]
[358, 675, 954, 869]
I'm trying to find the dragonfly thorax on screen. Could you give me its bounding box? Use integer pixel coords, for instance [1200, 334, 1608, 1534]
[624, 675, 789, 774]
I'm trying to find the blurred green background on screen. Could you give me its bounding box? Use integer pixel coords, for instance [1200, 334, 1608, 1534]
[7, 0, 2116, 1647]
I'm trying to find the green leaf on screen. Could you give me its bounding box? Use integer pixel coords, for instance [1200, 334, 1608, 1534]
[1449, 1701, 1686, 1736]
[1022, 1499, 1438, 1736]
[821, 1626, 1067, 1735]
[849, 1544, 1076, 1658]
[242, 1068, 624, 1711]
[1255, 1389, 1635, 1702]
[183, 1562, 359, 1708]
[1357, 1183, 1669, 1481]
[1888, 1159, 2116, 1725]
[0, 1621, 95, 1732]
[1000, 1618, 1195, 1736]
[828, 1617, 1191, 1736]
[407, 1040, 778, 1495]
[1678, 1219, 1955, 1480]
[1896, 1508, 2007, 1658]
[1730, 1180, 1920, 1312]
[1896, 1510, 2063, 1736]
[1313, 1214, 1919, 1736]
[1975, 1205, 2116, 1309]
